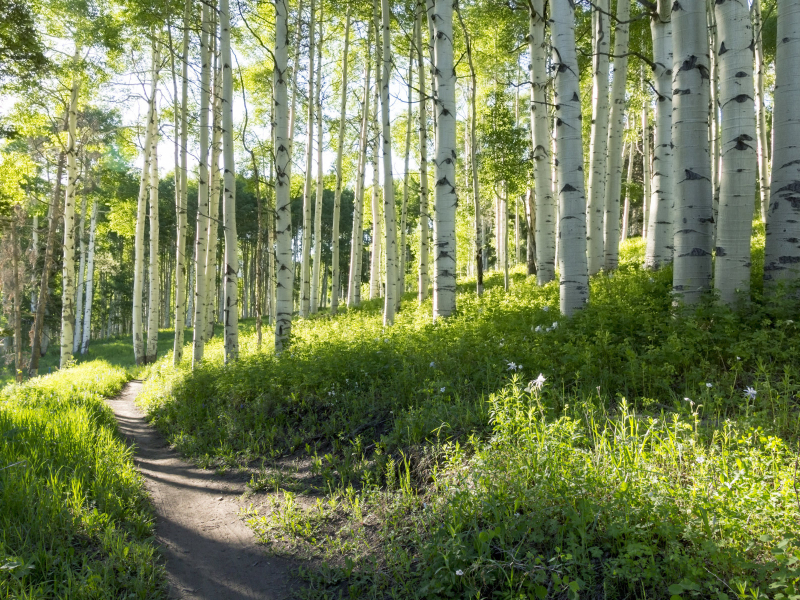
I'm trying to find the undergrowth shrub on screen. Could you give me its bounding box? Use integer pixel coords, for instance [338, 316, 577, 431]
[0, 362, 166, 599]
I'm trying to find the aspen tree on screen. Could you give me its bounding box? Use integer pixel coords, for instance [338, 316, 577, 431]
[400, 42, 413, 300]
[10, 208, 21, 381]
[220, 0, 239, 361]
[708, 3, 720, 233]
[621, 141, 634, 242]
[763, 0, 800, 290]
[672, 0, 714, 304]
[274, 0, 293, 351]
[73, 167, 88, 354]
[80, 197, 97, 354]
[417, 2, 430, 301]
[192, 1, 213, 366]
[752, 0, 769, 222]
[645, 0, 674, 269]
[331, 8, 351, 315]
[311, 7, 324, 314]
[641, 68, 651, 241]
[300, 0, 316, 318]
[379, 0, 399, 324]
[529, 0, 555, 285]
[432, 0, 457, 319]
[61, 50, 81, 369]
[287, 0, 305, 161]
[173, 0, 191, 366]
[146, 103, 160, 363]
[551, 0, 589, 316]
[603, 0, 630, 271]
[205, 44, 222, 340]
[369, 31, 382, 302]
[587, 0, 610, 275]
[347, 32, 371, 308]
[713, 0, 756, 305]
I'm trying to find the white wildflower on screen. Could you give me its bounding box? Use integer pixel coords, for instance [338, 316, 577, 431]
[535, 325, 542, 333]
[744, 386, 757, 400]
[507, 362, 517, 371]
[455, 570, 464, 576]
[543, 306, 550, 312]
[551, 321, 558, 329]
[430, 361, 436, 368]
[706, 383, 712, 388]
[440, 387, 446, 393]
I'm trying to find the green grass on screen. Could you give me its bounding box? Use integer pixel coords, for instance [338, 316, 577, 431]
[0, 361, 167, 599]
[129, 229, 800, 597]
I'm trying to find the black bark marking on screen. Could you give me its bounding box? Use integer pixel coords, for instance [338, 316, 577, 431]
[561, 183, 578, 192]
[681, 169, 709, 182]
[715, 246, 727, 256]
[674, 88, 690, 95]
[719, 41, 728, 55]
[735, 71, 747, 78]
[780, 160, 800, 169]
[779, 255, 800, 264]
[776, 181, 800, 195]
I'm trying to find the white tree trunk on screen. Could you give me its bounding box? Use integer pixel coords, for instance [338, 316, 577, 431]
[347, 33, 371, 308]
[671, 0, 714, 304]
[603, 0, 630, 271]
[708, 3, 721, 237]
[645, 2, 674, 269]
[300, 0, 316, 318]
[379, 0, 398, 324]
[621, 141, 633, 242]
[80, 201, 97, 354]
[287, 0, 305, 162]
[713, 0, 756, 305]
[147, 104, 161, 363]
[173, 0, 191, 365]
[192, 4, 213, 366]
[369, 33, 382, 302]
[551, 0, 589, 316]
[206, 45, 222, 340]
[641, 69, 651, 241]
[311, 5, 324, 314]
[331, 8, 351, 315]
[399, 42, 413, 301]
[752, 0, 770, 222]
[417, 2, 430, 301]
[432, 0, 457, 319]
[221, 0, 239, 361]
[529, 1, 555, 285]
[587, 0, 610, 275]
[73, 173, 88, 354]
[763, 0, 800, 291]
[274, 0, 293, 351]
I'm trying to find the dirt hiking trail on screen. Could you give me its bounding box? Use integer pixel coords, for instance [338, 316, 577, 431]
[106, 381, 299, 600]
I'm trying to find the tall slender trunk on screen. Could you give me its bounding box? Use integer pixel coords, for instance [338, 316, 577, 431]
[587, 0, 610, 274]
[621, 141, 634, 242]
[763, 0, 800, 292]
[713, 0, 756, 305]
[220, 0, 238, 361]
[331, 8, 351, 315]
[399, 41, 413, 301]
[378, 0, 398, 323]
[206, 43, 222, 341]
[348, 34, 371, 308]
[672, 0, 714, 304]
[81, 198, 97, 354]
[146, 101, 161, 363]
[708, 1, 720, 239]
[641, 68, 651, 242]
[311, 6, 324, 314]
[603, 0, 630, 271]
[11, 208, 22, 381]
[73, 165, 88, 354]
[645, 1, 674, 269]
[502, 190, 509, 290]
[431, 0, 456, 319]
[61, 50, 82, 369]
[752, 0, 770, 222]
[287, 0, 305, 163]
[417, 2, 430, 301]
[173, 0, 191, 366]
[525, 188, 536, 275]
[551, 0, 589, 316]
[369, 31, 382, 302]
[274, 0, 294, 351]
[300, 0, 316, 318]
[529, 0, 555, 284]
[192, 3, 213, 366]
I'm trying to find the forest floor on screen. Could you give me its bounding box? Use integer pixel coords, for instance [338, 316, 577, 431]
[106, 380, 301, 599]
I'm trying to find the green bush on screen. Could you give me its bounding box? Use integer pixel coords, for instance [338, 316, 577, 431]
[0, 362, 166, 599]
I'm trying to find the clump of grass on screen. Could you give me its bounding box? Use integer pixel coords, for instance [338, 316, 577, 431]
[0, 361, 166, 599]
[140, 233, 800, 598]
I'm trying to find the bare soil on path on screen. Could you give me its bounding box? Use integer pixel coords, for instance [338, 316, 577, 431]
[106, 381, 300, 600]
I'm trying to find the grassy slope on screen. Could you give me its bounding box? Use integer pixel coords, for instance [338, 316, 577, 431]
[115, 233, 800, 597]
[0, 362, 167, 599]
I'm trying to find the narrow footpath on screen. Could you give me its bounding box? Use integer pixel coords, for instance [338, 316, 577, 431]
[106, 381, 299, 600]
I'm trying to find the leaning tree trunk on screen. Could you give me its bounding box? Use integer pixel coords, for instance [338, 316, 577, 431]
[331, 8, 351, 316]
[173, 0, 192, 366]
[763, 0, 800, 292]
[220, 0, 239, 362]
[274, 0, 294, 351]
[713, 0, 756, 305]
[587, 0, 610, 275]
[529, 0, 555, 285]
[379, 0, 399, 323]
[431, 0, 457, 319]
[146, 103, 161, 364]
[417, 1, 430, 301]
[603, 0, 630, 271]
[61, 50, 82, 369]
[752, 0, 770, 222]
[311, 6, 324, 314]
[347, 32, 371, 308]
[551, 0, 589, 316]
[300, 0, 316, 318]
[671, 0, 714, 304]
[81, 198, 98, 354]
[192, 3, 213, 366]
[645, 0, 674, 269]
